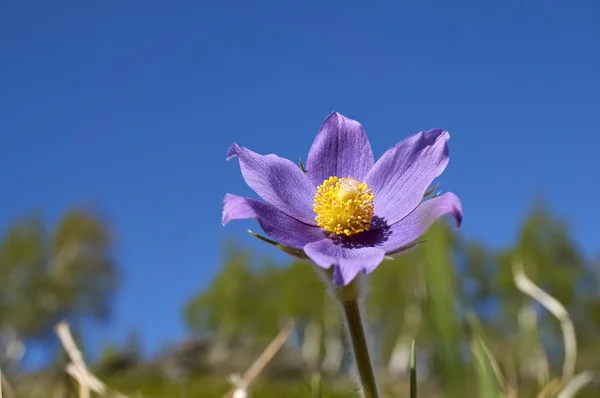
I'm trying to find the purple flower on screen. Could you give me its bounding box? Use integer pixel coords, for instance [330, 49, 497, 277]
[222, 112, 462, 286]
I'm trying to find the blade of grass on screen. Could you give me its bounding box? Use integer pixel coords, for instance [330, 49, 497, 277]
[467, 312, 512, 397]
[472, 337, 504, 398]
[410, 340, 417, 398]
[311, 372, 323, 398]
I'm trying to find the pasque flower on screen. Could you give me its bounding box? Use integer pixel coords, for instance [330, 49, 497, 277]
[222, 112, 462, 286]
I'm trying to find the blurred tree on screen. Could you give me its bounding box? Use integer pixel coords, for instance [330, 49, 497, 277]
[185, 245, 263, 363]
[185, 249, 255, 335]
[250, 261, 289, 343]
[421, 221, 466, 395]
[495, 203, 585, 326]
[185, 246, 329, 368]
[277, 261, 327, 369]
[461, 242, 497, 314]
[321, 292, 343, 376]
[179, 200, 600, 396]
[95, 328, 141, 376]
[0, 208, 118, 365]
[367, 249, 423, 375]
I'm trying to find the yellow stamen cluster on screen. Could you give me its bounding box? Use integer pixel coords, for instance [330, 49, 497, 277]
[313, 176, 375, 236]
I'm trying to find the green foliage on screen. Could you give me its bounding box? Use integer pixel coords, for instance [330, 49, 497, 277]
[468, 313, 505, 398]
[312, 372, 323, 398]
[177, 200, 600, 397]
[102, 373, 362, 398]
[410, 340, 417, 398]
[7, 199, 600, 398]
[421, 221, 466, 394]
[184, 247, 328, 347]
[185, 248, 258, 339]
[472, 336, 503, 398]
[0, 209, 117, 341]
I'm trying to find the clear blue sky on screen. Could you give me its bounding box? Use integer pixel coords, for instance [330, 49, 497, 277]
[1, 0, 598, 363]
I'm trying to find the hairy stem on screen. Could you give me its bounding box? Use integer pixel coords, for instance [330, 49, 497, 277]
[332, 278, 379, 398]
[341, 298, 379, 397]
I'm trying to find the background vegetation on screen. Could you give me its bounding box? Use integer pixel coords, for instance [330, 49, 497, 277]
[1, 200, 599, 397]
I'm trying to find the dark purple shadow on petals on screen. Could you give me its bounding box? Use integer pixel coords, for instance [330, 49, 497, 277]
[324, 215, 392, 249]
[322, 216, 422, 257]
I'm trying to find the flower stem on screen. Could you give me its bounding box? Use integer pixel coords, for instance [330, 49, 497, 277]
[333, 279, 379, 398]
[341, 298, 379, 398]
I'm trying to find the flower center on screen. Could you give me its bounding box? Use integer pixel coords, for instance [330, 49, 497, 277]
[313, 176, 375, 236]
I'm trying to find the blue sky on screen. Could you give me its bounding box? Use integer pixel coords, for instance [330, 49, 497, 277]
[1, 0, 599, 363]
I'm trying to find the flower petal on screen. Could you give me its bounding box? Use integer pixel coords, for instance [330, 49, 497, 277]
[306, 112, 375, 187]
[227, 143, 317, 225]
[303, 238, 385, 286]
[222, 194, 325, 248]
[371, 192, 462, 254]
[366, 128, 450, 226]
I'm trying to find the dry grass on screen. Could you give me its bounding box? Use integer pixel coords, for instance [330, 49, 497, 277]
[55, 321, 129, 398]
[512, 259, 596, 398]
[222, 321, 295, 398]
[2, 259, 597, 398]
[49, 321, 295, 398]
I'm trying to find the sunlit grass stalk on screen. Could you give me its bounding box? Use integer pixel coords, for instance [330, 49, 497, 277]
[0, 367, 15, 398]
[223, 321, 296, 398]
[512, 260, 577, 381]
[512, 260, 596, 397]
[55, 321, 130, 398]
[556, 371, 595, 398]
